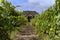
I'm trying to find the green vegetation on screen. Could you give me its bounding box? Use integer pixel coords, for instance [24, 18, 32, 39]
[0, 0, 27, 40]
[0, 0, 60, 40]
[31, 0, 60, 40]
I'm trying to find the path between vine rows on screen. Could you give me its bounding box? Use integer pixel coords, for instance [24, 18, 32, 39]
[14, 23, 39, 40]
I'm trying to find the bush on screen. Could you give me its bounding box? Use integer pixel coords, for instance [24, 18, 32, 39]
[0, 0, 27, 40]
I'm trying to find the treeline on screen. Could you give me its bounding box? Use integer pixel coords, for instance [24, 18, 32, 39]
[31, 0, 60, 40]
[0, 0, 27, 40]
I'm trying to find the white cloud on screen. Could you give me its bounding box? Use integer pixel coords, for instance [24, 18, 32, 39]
[28, 0, 40, 3]
[10, 0, 55, 13]
[28, 0, 55, 6]
[28, 0, 40, 6]
[27, 0, 55, 13]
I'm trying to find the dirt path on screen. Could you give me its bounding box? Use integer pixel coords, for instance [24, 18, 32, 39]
[14, 23, 39, 40]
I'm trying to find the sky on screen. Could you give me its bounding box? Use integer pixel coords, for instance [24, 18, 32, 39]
[8, 0, 55, 13]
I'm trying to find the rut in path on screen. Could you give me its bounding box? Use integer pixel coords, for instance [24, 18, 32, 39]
[14, 23, 39, 40]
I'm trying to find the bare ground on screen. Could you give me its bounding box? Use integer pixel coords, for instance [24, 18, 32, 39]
[14, 23, 39, 40]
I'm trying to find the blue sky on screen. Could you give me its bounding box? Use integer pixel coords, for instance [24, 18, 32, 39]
[8, 0, 55, 13]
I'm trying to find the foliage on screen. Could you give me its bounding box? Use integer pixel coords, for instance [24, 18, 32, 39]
[31, 0, 60, 40]
[0, 0, 27, 40]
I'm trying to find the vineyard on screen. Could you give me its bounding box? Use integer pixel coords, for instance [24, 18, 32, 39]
[31, 0, 60, 40]
[0, 0, 60, 40]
